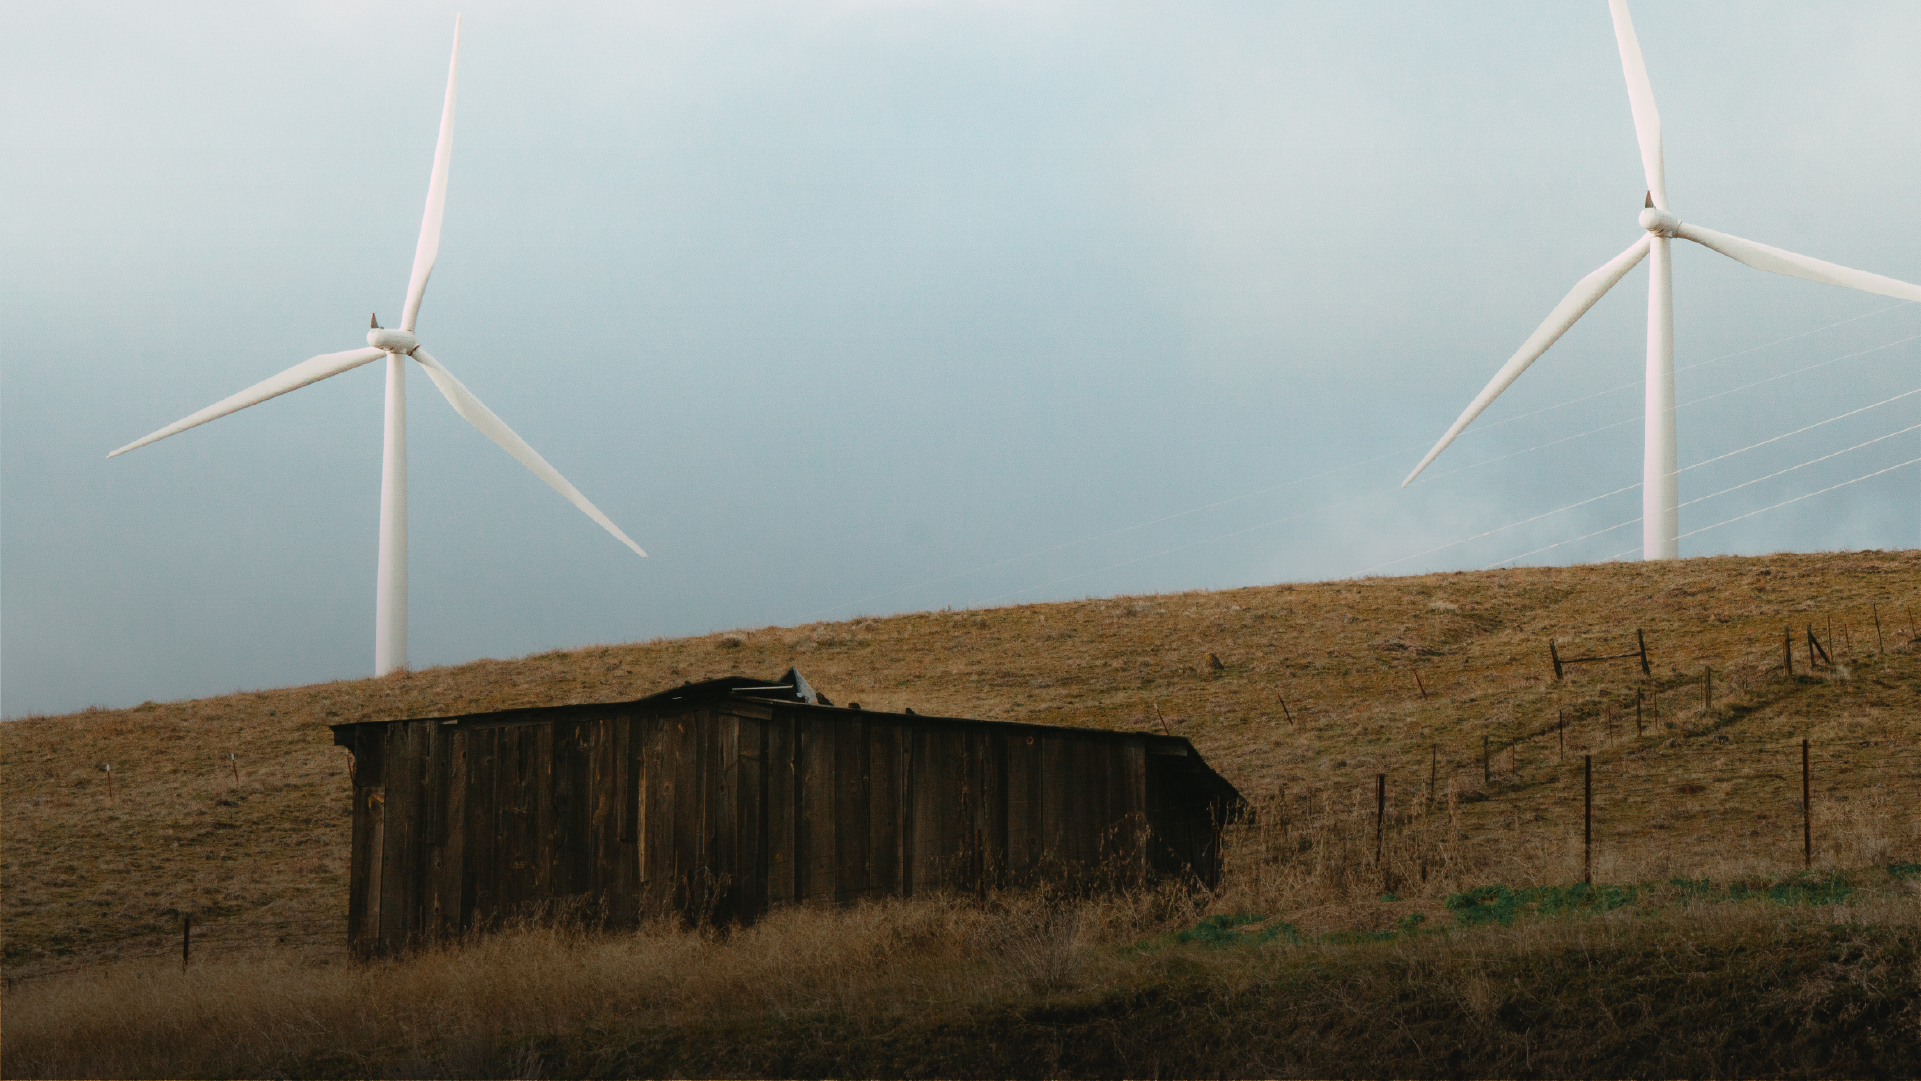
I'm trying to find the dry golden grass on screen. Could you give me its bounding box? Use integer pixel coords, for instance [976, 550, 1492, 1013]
[2, 550, 1919, 1076]
[4, 875, 1918, 1078]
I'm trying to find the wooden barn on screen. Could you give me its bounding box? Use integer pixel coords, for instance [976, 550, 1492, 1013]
[331, 670, 1242, 957]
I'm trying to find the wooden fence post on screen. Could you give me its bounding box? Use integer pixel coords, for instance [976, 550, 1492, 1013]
[1277, 698, 1293, 731]
[1807, 626, 1832, 667]
[1375, 773, 1385, 867]
[1872, 605, 1884, 653]
[1549, 640, 1564, 680]
[1802, 739, 1812, 869]
[1637, 628, 1651, 676]
[1415, 672, 1428, 700]
[229, 752, 240, 791]
[104, 764, 113, 805]
[1583, 755, 1593, 886]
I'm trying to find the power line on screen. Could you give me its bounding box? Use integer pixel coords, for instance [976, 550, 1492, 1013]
[811, 313, 1917, 617]
[1490, 425, 1918, 571]
[1619, 455, 1921, 556]
[1668, 387, 1920, 479]
[1677, 424, 1920, 513]
[1364, 389, 1919, 575]
[1423, 335, 1918, 483]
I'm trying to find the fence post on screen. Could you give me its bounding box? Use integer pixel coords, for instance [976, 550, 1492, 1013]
[1802, 739, 1812, 869]
[1807, 626, 1832, 667]
[1549, 639, 1564, 680]
[104, 764, 113, 805]
[1583, 755, 1593, 886]
[1375, 773, 1386, 867]
[1872, 605, 1884, 653]
[1783, 626, 1793, 675]
[1415, 672, 1428, 700]
[230, 752, 240, 791]
[1278, 698, 1293, 731]
[1704, 666, 1712, 711]
[1637, 628, 1651, 676]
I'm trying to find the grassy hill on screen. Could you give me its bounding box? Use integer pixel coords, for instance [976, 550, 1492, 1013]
[4, 549, 1918, 1077]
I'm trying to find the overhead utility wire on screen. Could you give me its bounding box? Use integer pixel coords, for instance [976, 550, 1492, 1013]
[1489, 423, 1920, 568]
[1362, 387, 1921, 574]
[1422, 335, 1918, 483]
[983, 352, 1918, 604]
[810, 311, 1915, 619]
[1424, 300, 1916, 463]
[1668, 456, 1921, 548]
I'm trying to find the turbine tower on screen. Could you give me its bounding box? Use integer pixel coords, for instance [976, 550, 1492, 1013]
[109, 17, 646, 675]
[1403, 0, 1921, 560]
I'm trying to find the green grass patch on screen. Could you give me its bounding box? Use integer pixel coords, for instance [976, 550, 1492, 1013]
[1443, 882, 1637, 927]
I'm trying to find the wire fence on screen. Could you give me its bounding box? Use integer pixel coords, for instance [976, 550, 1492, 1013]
[2, 915, 348, 986]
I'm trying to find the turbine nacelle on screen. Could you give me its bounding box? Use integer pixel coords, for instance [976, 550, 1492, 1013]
[1639, 206, 1682, 237]
[368, 325, 419, 354]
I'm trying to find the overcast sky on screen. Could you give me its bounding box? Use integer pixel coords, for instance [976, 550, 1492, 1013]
[4, 1, 1917, 717]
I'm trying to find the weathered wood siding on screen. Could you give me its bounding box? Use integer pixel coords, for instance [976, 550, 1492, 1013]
[338, 691, 1236, 958]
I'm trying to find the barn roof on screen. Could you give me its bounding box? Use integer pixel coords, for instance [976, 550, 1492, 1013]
[328, 669, 1240, 804]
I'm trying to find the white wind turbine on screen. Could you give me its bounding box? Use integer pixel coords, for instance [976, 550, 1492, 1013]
[109, 17, 646, 676]
[1403, 0, 1921, 560]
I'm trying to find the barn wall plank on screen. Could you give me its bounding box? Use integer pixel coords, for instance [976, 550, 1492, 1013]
[1120, 737, 1148, 889]
[460, 727, 496, 932]
[1040, 731, 1072, 877]
[713, 713, 739, 920]
[797, 716, 836, 903]
[867, 722, 899, 898]
[533, 722, 557, 909]
[429, 727, 467, 939]
[670, 710, 701, 915]
[377, 721, 426, 953]
[733, 714, 763, 923]
[833, 717, 870, 902]
[1004, 729, 1041, 886]
[765, 713, 796, 906]
[982, 728, 1008, 890]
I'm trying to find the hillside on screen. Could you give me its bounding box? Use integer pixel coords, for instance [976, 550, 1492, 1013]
[4, 548, 1916, 983]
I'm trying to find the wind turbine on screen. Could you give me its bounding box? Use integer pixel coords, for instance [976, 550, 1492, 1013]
[108, 17, 646, 676]
[1403, 0, 1921, 560]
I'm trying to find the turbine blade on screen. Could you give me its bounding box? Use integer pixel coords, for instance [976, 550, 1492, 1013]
[1674, 221, 1921, 302]
[400, 16, 461, 332]
[1609, 0, 1667, 209]
[1402, 234, 1653, 487]
[107, 347, 386, 458]
[412, 350, 647, 558]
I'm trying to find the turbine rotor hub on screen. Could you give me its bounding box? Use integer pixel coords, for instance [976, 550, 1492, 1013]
[1639, 206, 1682, 237]
[368, 327, 420, 354]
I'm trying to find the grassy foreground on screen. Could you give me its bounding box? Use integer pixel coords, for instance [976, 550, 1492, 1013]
[3, 549, 1918, 1077]
[5, 879, 1920, 1078]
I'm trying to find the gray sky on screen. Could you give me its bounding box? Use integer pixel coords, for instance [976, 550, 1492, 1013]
[4, 1, 1917, 717]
